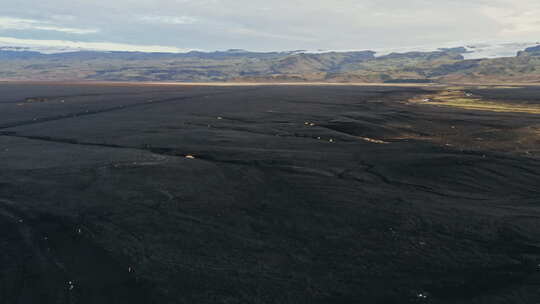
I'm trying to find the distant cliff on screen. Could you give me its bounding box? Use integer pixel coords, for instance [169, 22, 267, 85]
[1, 45, 539, 83]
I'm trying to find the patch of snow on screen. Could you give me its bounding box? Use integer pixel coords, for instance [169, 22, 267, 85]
[463, 42, 540, 59]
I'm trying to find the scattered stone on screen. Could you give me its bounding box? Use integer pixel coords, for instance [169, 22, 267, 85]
[417, 292, 429, 299]
[359, 137, 388, 144]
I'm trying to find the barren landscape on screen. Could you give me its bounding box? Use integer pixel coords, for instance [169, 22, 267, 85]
[2, 45, 540, 84]
[1, 82, 540, 303]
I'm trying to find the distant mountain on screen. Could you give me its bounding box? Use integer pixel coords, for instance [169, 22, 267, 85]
[0, 49, 44, 59]
[0, 43, 539, 83]
[518, 45, 540, 57]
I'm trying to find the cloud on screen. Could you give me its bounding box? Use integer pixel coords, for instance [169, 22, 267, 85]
[0, 36, 195, 53]
[2, 0, 540, 52]
[481, 2, 540, 38]
[0, 16, 98, 34]
[226, 27, 317, 42]
[139, 15, 198, 25]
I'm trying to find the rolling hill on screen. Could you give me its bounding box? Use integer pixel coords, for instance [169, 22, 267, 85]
[0, 44, 539, 83]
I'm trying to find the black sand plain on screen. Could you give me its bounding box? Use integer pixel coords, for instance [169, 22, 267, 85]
[1, 83, 540, 303]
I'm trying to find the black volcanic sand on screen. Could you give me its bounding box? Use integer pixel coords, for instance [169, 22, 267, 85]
[1, 83, 540, 304]
[468, 86, 540, 105]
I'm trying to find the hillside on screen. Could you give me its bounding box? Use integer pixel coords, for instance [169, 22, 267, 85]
[0, 45, 539, 83]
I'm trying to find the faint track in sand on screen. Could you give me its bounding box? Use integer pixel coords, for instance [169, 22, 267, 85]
[0, 88, 261, 130]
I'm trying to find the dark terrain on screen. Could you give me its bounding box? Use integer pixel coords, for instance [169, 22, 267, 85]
[1, 83, 540, 303]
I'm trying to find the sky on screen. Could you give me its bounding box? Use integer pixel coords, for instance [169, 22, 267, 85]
[1, 0, 539, 53]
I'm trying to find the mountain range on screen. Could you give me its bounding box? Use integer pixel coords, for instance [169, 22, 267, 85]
[1, 43, 540, 83]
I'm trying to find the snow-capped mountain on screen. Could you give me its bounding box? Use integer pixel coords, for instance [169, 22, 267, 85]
[1, 40, 539, 59]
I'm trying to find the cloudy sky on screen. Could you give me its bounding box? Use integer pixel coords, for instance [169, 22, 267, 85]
[1, 0, 539, 52]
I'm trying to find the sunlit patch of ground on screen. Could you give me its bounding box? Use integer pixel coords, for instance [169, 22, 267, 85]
[490, 86, 524, 89]
[410, 88, 540, 114]
[358, 137, 388, 144]
[469, 85, 523, 89]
